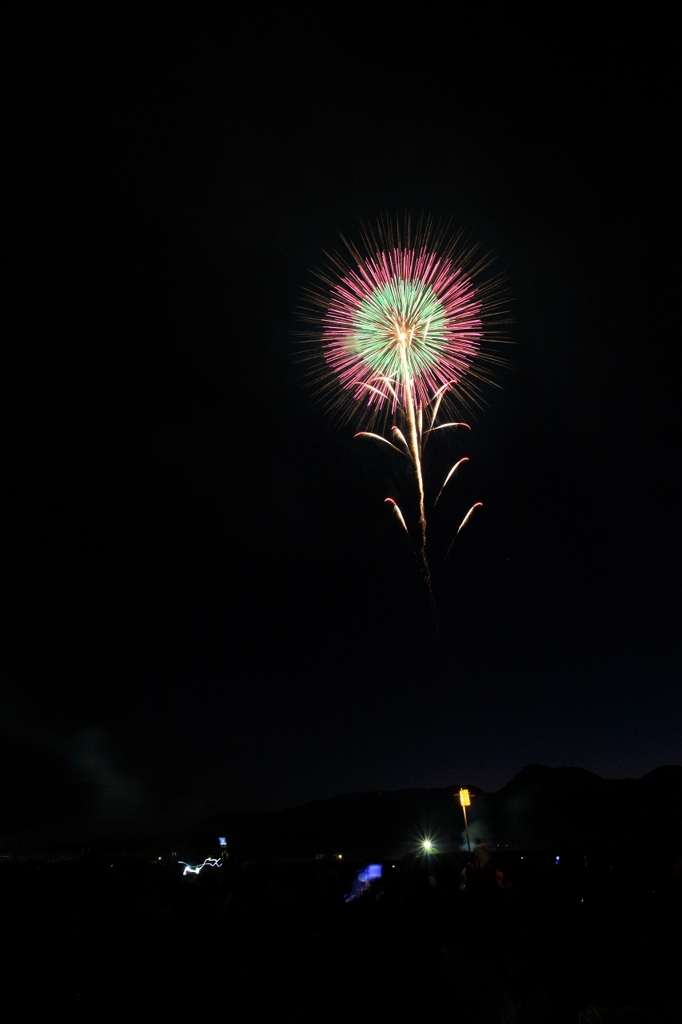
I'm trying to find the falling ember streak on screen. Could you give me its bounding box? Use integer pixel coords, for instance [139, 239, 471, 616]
[423, 422, 471, 435]
[434, 457, 470, 506]
[444, 502, 484, 562]
[390, 425, 411, 453]
[376, 375, 400, 404]
[384, 497, 409, 534]
[354, 431, 405, 454]
[358, 382, 395, 403]
[457, 502, 483, 534]
[429, 383, 452, 429]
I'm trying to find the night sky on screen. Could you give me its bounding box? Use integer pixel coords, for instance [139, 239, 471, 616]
[4, 14, 680, 835]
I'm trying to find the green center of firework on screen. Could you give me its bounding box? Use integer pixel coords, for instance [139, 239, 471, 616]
[351, 278, 448, 381]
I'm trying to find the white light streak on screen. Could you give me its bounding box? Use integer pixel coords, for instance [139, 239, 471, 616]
[179, 857, 222, 876]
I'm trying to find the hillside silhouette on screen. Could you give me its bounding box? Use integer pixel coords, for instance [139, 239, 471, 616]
[193, 764, 682, 860]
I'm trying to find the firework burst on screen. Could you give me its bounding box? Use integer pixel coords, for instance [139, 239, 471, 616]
[300, 217, 506, 606]
[322, 246, 483, 415]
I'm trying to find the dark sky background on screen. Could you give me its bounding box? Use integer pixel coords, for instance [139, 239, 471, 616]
[3, 14, 680, 836]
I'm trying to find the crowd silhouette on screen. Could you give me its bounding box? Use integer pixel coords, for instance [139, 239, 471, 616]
[3, 840, 681, 1020]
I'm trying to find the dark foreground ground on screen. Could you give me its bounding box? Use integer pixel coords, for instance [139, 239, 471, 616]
[3, 848, 681, 1021]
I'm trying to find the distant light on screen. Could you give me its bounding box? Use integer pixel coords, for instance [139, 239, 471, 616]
[218, 837, 227, 847]
[555, 855, 560, 865]
[422, 839, 434, 853]
[459, 788, 471, 807]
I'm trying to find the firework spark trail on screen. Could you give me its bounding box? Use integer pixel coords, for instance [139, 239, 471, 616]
[398, 341, 431, 594]
[391, 425, 411, 453]
[423, 421, 471, 436]
[354, 431, 405, 454]
[376, 375, 400, 404]
[457, 502, 483, 534]
[359, 382, 396, 404]
[428, 382, 451, 429]
[444, 502, 484, 561]
[434, 457, 470, 507]
[384, 497, 409, 534]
